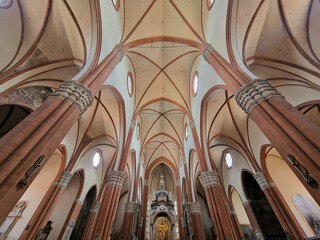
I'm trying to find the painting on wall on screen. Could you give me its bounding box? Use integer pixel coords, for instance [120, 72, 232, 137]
[293, 194, 320, 236]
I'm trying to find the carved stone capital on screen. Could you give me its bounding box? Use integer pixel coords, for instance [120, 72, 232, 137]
[106, 171, 127, 189]
[185, 202, 201, 215]
[175, 179, 181, 187]
[189, 119, 195, 129]
[202, 44, 214, 62]
[113, 44, 124, 62]
[235, 79, 282, 114]
[54, 171, 73, 189]
[124, 201, 139, 213]
[254, 172, 276, 190]
[51, 80, 94, 116]
[200, 171, 221, 189]
[90, 201, 101, 213]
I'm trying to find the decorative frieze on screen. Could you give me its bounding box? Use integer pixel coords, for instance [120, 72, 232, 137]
[113, 44, 124, 62]
[235, 79, 282, 115]
[54, 171, 73, 189]
[185, 202, 201, 215]
[189, 119, 195, 129]
[51, 80, 94, 116]
[106, 171, 127, 189]
[175, 179, 181, 187]
[124, 201, 139, 213]
[254, 172, 275, 190]
[90, 201, 101, 213]
[202, 44, 214, 62]
[200, 171, 221, 189]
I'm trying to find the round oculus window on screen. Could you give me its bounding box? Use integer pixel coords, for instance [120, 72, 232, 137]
[136, 123, 140, 140]
[112, 0, 120, 11]
[207, 0, 214, 9]
[192, 72, 199, 97]
[185, 123, 189, 141]
[225, 152, 233, 169]
[127, 72, 134, 97]
[92, 152, 101, 169]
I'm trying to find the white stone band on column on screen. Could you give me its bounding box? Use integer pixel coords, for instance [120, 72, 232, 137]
[139, 156, 144, 165]
[130, 119, 136, 129]
[113, 44, 124, 62]
[200, 171, 221, 189]
[51, 80, 94, 116]
[242, 200, 251, 207]
[144, 179, 150, 187]
[226, 202, 236, 215]
[202, 44, 214, 62]
[208, 218, 214, 227]
[180, 217, 186, 227]
[74, 199, 83, 205]
[189, 119, 195, 129]
[181, 157, 186, 165]
[124, 201, 139, 213]
[175, 179, 181, 187]
[90, 201, 101, 213]
[185, 202, 201, 215]
[235, 79, 282, 114]
[139, 217, 143, 227]
[106, 171, 127, 189]
[54, 171, 73, 189]
[254, 172, 276, 190]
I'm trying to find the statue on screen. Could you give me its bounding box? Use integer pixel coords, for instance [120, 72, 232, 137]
[35, 221, 53, 240]
[156, 219, 168, 240]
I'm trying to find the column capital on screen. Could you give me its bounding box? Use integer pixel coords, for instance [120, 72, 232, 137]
[185, 202, 201, 215]
[139, 156, 144, 165]
[181, 157, 186, 165]
[106, 171, 127, 189]
[54, 171, 73, 189]
[235, 79, 282, 115]
[200, 171, 221, 189]
[90, 201, 101, 213]
[124, 201, 140, 213]
[113, 44, 124, 62]
[74, 199, 83, 205]
[189, 119, 195, 129]
[202, 44, 214, 62]
[254, 172, 276, 190]
[51, 80, 94, 116]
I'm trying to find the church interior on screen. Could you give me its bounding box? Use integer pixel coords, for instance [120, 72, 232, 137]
[0, 0, 320, 239]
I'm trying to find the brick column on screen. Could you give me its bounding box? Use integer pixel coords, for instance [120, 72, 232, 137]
[200, 171, 240, 240]
[139, 179, 149, 240]
[226, 201, 245, 239]
[121, 201, 140, 240]
[82, 201, 101, 239]
[203, 44, 320, 204]
[0, 46, 123, 225]
[93, 171, 127, 239]
[19, 171, 73, 240]
[175, 179, 187, 240]
[185, 202, 205, 240]
[253, 172, 306, 239]
[242, 200, 263, 238]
